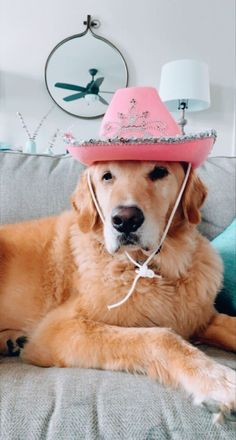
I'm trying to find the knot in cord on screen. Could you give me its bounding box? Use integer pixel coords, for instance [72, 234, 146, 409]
[135, 264, 161, 279]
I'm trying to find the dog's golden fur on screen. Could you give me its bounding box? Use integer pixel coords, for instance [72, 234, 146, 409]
[0, 161, 235, 419]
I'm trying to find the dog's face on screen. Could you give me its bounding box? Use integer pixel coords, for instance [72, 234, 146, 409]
[72, 161, 207, 254]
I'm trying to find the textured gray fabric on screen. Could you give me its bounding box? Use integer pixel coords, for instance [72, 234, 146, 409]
[0, 152, 85, 225]
[198, 157, 236, 240]
[0, 347, 236, 440]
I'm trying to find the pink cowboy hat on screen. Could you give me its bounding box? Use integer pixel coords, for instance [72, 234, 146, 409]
[66, 87, 216, 168]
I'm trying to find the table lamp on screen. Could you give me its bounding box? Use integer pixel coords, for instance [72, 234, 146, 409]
[159, 59, 210, 134]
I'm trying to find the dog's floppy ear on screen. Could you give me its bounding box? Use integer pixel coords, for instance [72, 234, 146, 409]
[71, 170, 98, 233]
[182, 168, 207, 224]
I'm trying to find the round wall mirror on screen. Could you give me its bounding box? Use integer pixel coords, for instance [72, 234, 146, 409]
[45, 16, 128, 119]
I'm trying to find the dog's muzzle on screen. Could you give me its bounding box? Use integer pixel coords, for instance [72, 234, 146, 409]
[111, 206, 145, 234]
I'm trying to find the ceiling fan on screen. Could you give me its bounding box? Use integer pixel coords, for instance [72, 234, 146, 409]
[54, 68, 113, 105]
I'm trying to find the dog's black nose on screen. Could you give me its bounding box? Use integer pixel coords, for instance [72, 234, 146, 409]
[112, 206, 144, 233]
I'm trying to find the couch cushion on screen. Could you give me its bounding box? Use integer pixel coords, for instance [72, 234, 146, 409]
[198, 157, 236, 240]
[211, 219, 236, 316]
[0, 152, 85, 224]
[0, 152, 235, 241]
[0, 347, 235, 440]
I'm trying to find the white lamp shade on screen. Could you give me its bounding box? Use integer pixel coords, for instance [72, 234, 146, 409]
[159, 59, 210, 112]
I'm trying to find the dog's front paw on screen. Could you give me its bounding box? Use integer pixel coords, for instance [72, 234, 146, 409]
[202, 399, 236, 423]
[194, 364, 236, 424]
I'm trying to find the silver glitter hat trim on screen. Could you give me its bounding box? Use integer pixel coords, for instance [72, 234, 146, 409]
[65, 129, 217, 147]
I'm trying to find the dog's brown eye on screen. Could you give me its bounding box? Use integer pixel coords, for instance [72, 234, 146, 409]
[148, 166, 169, 181]
[102, 171, 113, 181]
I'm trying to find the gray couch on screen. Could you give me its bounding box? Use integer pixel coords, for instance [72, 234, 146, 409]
[0, 152, 235, 440]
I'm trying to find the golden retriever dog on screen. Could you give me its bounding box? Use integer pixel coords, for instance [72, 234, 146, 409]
[0, 161, 235, 421]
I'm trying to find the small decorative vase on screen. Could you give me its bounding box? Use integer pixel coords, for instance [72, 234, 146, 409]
[23, 139, 37, 154]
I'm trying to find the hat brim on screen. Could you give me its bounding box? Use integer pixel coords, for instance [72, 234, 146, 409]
[67, 131, 216, 168]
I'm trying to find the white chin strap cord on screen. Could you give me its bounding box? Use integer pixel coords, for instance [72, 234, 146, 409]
[87, 163, 191, 310]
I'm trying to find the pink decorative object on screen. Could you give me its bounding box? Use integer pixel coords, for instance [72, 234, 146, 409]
[66, 87, 216, 168]
[63, 132, 76, 143]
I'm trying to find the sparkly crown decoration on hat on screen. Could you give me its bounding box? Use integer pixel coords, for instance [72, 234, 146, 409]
[101, 98, 168, 138]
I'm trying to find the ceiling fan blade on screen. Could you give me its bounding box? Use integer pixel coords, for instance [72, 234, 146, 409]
[94, 77, 104, 87]
[98, 95, 109, 105]
[55, 82, 86, 92]
[64, 92, 87, 102]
